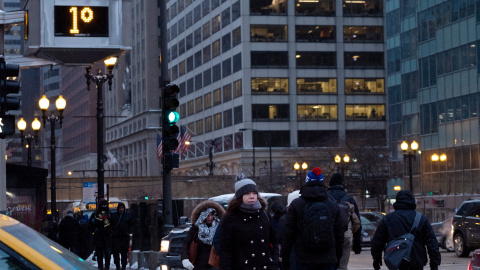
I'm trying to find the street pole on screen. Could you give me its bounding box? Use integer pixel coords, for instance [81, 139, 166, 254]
[408, 155, 413, 194]
[269, 132, 272, 183]
[96, 74, 105, 201]
[50, 121, 57, 220]
[208, 142, 214, 176]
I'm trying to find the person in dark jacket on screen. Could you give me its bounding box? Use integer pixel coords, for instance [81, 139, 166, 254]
[281, 167, 344, 270]
[111, 202, 134, 270]
[219, 178, 280, 270]
[77, 213, 94, 260]
[59, 210, 80, 252]
[42, 214, 59, 243]
[91, 198, 113, 270]
[278, 190, 301, 270]
[327, 173, 362, 270]
[371, 190, 441, 270]
[181, 200, 225, 270]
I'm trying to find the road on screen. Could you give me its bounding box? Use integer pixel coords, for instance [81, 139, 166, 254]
[349, 248, 469, 269]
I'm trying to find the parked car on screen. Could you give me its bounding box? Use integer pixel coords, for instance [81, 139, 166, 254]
[468, 249, 480, 270]
[360, 211, 384, 225]
[431, 217, 454, 252]
[360, 215, 377, 247]
[0, 213, 96, 269]
[452, 200, 480, 257]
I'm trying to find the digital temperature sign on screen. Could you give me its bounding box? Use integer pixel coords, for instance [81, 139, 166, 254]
[54, 6, 109, 37]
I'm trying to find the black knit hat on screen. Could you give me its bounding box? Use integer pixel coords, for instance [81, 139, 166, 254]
[329, 173, 344, 186]
[234, 178, 258, 199]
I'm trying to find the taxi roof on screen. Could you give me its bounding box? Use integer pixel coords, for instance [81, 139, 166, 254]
[0, 214, 20, 228]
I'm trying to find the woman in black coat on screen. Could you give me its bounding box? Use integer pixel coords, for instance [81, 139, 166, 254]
[181, 200, 225, 270]
[219, 178, 279, 270]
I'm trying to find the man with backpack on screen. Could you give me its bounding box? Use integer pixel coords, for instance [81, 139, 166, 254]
[371, 190, 441, 270]
[327, 173, 362, 270]
[281, 167, 345, 270]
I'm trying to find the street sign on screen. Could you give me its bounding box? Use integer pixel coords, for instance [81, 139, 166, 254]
[82, 182, 107, 204]
[0, 115, 15, 136]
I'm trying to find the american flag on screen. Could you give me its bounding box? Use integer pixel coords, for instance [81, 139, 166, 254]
[174, 125, 186, 153]
[181, 129, 191, 154]
[156, 134, 162, 162]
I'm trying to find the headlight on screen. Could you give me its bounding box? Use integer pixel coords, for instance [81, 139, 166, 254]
[160, 240, 170, 252]
[161, 266, 168, 270]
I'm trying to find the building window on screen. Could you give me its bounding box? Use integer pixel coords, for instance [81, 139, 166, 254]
[253, 131, 290, 147]
[186, 33, 193, 50]
[187, 78, 194, 95]
[297, 78, 337, 94]
[202, 0, 210, 17]
[296, 52, 336, 68]
[295, 0, 335, 16]
[195, 73, 203, 91]
[203, 45, 211, 63]
[196, 119, 204, 135]
[252, 104, 290, 121]
[194, 4, 201, 23]
[178, 39, 185, 55]
[344, 52, 384, 68]
[187, 122, 195, 136]
[203, 21, 211, 40]
[204, 92, 212, 109]
[214, 113, 222, 130]
[251, 51, 288, 68]
[213, 88, 221, 106]
[212, 63, 221, 82]
[222, 7, 231, 28]
[344, 78, 385, 94]
[232, 1, 241, 21]
[179, 61, 185, 77]
[205, 116, 213, 133]
[212, 15, 221, 34]
[251, 25, 288, 42]
[212, 39, 220, 58]
[223, 84, 232, 102]
[187, 100, 194, 116]
[343, 26, 383, 42]
[234, 105, 243, 124]
[343, 0, 382, 17]
[195, 97, 203, 113]
[222, 33, 231, 53]
[296, 25, 335, 42]
[194, 27, 202, 46]
[180, 104, 186, 118]
[345, 104, 386, 120]
[233, 53, 242, 73]
[298, 130, 338, 147]
[222, 58, 231, 77]
[297, 104, 338, 120]
[233, 79, 242, 98]
[250, 0, 286, 15]
[233, 26, 241, 46]
[195, 51, 202, 68]
[223, 109, 232, 127]
[203, 69, 212, 86]
[252, 78, 288, 94]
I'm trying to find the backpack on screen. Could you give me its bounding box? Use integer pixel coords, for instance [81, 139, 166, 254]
[383, 212, 422, 270]
[328, 193, 352, 232]
[300, 198, 335, 251]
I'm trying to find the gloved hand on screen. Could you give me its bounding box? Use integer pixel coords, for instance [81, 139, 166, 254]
[353, 241, 362, 254]
[373, 260, 382, 270]
[430, 263, 438, 270]
[182, 259, 194, 270]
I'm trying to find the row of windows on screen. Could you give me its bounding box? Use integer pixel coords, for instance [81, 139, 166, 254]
[251, 78, 385, 95]
[250, 25, 383, 43]
[251, 51, 384, 69]
[169, 27, 241, 78]
[420, 93, 479, 135]
[184, 106, 242, 137]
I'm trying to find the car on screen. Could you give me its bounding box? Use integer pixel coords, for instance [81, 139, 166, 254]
[360, 215, 377, 247]
[0, 213, 96, 269]
[431, 217, 454, 252]
[468, 249, 480, 270]
[452, 200, 480, 257]
[360, 211, 384, 226]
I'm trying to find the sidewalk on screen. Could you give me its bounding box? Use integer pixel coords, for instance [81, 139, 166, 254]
[86, 251, 161, 270]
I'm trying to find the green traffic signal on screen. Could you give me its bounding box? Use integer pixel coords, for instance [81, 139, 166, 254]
[167, 111, 180, 123]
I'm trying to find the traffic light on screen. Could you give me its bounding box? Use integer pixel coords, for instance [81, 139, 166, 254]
[0, 57, 20, 114]
[162, 84, 180, 170]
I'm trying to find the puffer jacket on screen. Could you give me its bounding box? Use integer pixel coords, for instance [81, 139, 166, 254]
[371, 191, 441, 269]
[219, 198, 279, 270]
[181, 200, 225, 270]
[281, 181, 344, 266]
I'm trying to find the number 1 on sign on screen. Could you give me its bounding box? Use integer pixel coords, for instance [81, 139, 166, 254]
[69, 7, 94, 34]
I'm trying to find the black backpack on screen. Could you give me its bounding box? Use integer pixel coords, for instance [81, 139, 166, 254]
[300, 198, 335, 250]
[328, 193, 352, 231]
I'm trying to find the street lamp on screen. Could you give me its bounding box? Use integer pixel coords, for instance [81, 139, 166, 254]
[85, 56, 117, 203]
[17, 117, 41, 166]
[401, 140, 419, 193]
[334, 154, 350, 175]
[39, 94, 66, 221]
[294, 161, 308, 189]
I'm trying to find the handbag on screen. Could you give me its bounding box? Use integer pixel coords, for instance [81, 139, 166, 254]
[208, 245, 220, 268]
[188, 230, 198, 264]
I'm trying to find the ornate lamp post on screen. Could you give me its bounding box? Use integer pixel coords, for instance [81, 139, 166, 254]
[401, 140, 419, 193]
[334, 154, 350, 175]
[17, 117, 41, 166]
[39, 94, 66, 221]
[294, 161, 308, 189]
[85, 57, 117, 203]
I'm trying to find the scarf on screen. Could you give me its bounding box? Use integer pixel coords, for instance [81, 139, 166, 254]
[239, 200, 262, 213]
[195, 208, 220, 245]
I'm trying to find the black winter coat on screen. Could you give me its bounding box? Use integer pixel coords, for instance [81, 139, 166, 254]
[90, 211, 112, 248]
[371, 204, 441, 269]
[181, 226, 215, 270]
[219, 209, 279, 270]
[111, 211, 134, 238]
[59, 215, 80, 249]
[281, 181, 344, 266]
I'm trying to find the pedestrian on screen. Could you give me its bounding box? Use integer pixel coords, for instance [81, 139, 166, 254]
[42, 213, 59, 242]
[91, 198, 113, 270]
[78, 214, 94, 260]
[371, 190, 441, 270]
[327, 173, 362, 270]
[59, 210, 80, 253]
[111, 202, 134, 270]
[281, 167, 345, 270]
[181, 200, 225, 270]
[278, 190, 301, 270]
[219, 177, 279, 270]
[270, 201, 286, 270]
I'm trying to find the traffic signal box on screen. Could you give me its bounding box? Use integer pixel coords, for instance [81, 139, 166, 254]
[0, 57, 20, 139]
[162, 84, 180, 170]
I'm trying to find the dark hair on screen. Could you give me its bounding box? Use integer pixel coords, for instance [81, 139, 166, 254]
[226, 194, 267, 214]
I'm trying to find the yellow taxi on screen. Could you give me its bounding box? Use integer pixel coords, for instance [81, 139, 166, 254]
[0, 214, 95, 269]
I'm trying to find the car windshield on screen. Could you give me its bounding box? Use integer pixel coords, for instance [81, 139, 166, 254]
[3, 222, 94, 269]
